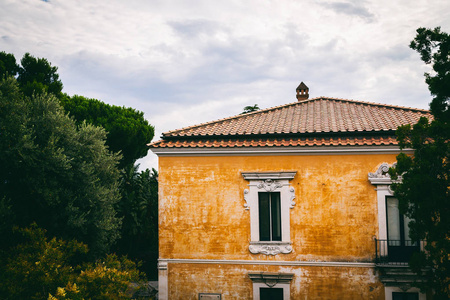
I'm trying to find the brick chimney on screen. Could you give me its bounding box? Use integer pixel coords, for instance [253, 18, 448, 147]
[296, 82, 309, 101]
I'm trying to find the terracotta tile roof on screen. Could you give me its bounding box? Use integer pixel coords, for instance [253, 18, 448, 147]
[150, 97, 431, 149]
[150, 136, 401, 148]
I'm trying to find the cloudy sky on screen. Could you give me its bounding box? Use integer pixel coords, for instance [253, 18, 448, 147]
[1, 0, 449, 170]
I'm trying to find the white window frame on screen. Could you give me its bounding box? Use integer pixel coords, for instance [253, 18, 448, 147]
[384, 286, 425, 300]
[369, 164, 427, 300]
[242, 172, 296, 255]
[368, 163, 397, 242]
[248, 272, 293, 300]
[253, 283, 290, 300]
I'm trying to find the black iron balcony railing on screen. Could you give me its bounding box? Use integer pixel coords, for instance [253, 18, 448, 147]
[375, 239, 425, 265]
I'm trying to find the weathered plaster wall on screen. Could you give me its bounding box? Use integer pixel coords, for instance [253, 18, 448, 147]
[166, 263, 384, 299]
[159, 154, 397, 262]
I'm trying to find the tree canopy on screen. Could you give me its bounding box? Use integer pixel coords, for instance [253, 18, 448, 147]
[241, 104, 260, 114]
[0, 51, 158, 279]
[0, 51, 159, 288]
[391, 27, 450, 299]
[3, 52, 66, 98]
[60, 95, 154, 167]
[410, 27, 450, 120]
[0, 51, 20, 78]
[0, 76, 122, 256]
[0, 51, 155, 166]
[17, 52, 64, 97]
[114, 165, 159, 279]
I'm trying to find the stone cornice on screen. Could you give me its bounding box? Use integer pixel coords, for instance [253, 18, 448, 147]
[241, 171, 297, 181]
[158, 258, 376, 268]
[151, 146, 413, 157]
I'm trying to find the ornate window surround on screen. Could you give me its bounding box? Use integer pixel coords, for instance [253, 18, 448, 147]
[242, 171, 296, 255]
[384, 287, 425, 300]
[248, 272, 294, 300]
[369, 165, 427, 300]
[368, 163, 397, 241]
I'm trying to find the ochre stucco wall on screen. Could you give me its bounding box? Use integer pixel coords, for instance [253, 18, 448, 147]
[166, 263, 384, 300]
[158, 153, 397, 262]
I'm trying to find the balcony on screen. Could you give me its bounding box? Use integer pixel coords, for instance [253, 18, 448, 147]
[374, 239, 425, 266]
[374, 239, 427, 286]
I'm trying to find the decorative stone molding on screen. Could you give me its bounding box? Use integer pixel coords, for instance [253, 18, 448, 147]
[241, 171, 297, 210]
[368, 162, 399, 243]
[157, 258, 376, 268]
[249, 272, 293, 299]
[157, 261, 168, 270]
[158, 260, 169, 300]
[243, 189, 250, 210]
[368, 162, 392, 178]
[257, 179, 283, 192]
[289, 187, 296, 208]
[368, 162, 400, 186]
[199, 293, 222, 300]
[249, 242, 293, 255]
[242, 171, 297, 254]
[242, 171, 296, 181]
[384, 286, 426, 300]
[248, 272, 294, 287]
[152, 145, 411, 157]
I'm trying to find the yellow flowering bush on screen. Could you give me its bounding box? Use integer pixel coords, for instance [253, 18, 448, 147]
[48, 283, 83, 300]
[49, 256, 145, 300]
[75, 254, 144, 300]
[0, 224, 88, 299]
[0, 225, 146, 300]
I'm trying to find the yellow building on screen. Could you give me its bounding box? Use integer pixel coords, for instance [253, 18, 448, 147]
[150, 83, 431, 300]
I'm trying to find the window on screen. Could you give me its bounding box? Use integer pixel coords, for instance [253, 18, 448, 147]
[259, 192, 281, 241]
[386, 197, 419, 263]
[392, 292, 419, 300]
[248, 272, 293, 300]
[260, 287, 283, 300]
[369, 165, 427, 300]
[242, 172, 296, 255]
[368, 163, 396, 244]
[384, 287, 425, 300]
[386, 197, 415, 245]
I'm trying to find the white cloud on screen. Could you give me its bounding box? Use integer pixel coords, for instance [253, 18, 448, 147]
[319, 1, 375, 22]
[0, 0, 449, 170]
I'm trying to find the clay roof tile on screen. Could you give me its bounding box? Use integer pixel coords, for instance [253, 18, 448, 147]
[150, 97, 431, 149]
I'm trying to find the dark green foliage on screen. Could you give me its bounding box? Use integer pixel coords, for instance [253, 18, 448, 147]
[0, 51, 63, 97]
[60, 94, 155, 167]
[114, 165, 159, 279]
[0, 51, 20, 78]
[0, 52, 158, 283]
[70, 253, 146, 300]
[390, 27, 450, 299]
[0, 225, 146, 300]
[410, 27, 450, 121]
[17, 52, 63, 97]
[0, 51, 155, 166]
[241, 104, 260, 114]
[0, 224, 88, 300]
[0, 77, 122, 256]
